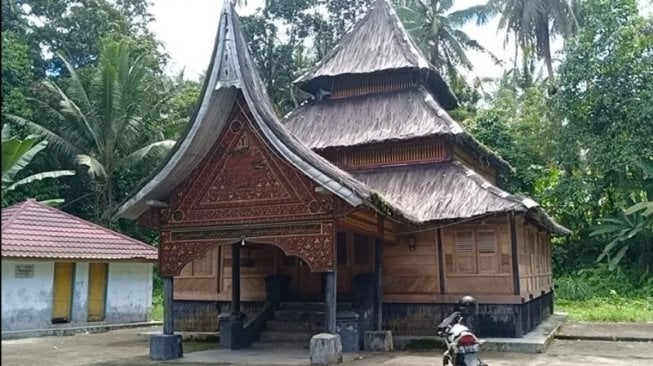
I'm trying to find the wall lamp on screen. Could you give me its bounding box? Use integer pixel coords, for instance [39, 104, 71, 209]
[408, 235, 417, 251]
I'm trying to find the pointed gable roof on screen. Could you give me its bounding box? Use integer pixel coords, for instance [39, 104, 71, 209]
[113, 1, 405, 222]
[295, 0, 457, 109]
[2, 200, 157, 260]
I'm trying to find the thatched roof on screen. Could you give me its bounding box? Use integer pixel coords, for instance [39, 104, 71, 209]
[283, 86, 511, 171]
[353, 161, 571, 235]
[113, 1, 408, 222]
[295, 0, 457, 109]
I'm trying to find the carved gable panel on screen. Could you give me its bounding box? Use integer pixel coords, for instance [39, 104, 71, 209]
[163, 101, 335, 228]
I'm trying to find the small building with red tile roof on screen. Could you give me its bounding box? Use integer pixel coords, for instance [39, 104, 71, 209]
[1, 199, 158, 333]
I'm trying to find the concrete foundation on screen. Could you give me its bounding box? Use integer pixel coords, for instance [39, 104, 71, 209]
[336, 311, 359, 352]
[310, 333, 343, 365]
[219, 313, 245, 350]
[364, 330, 394, 351]
[149, 334, 182, 360]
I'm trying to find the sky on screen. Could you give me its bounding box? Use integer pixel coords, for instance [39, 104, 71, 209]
[148, 0, 653, 82]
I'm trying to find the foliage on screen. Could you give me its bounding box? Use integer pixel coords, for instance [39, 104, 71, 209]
[7, 0, 165, 74]
[1, 125, 75, 201]
[553, 0, 653, 271]
[5, 40, 175, 222]
[471, 0, 579, 88]
[591, 158, 653, 269]
[555, 264, 653, 321]
[396, 0, 498, 82]
[241, 0, 372, 115]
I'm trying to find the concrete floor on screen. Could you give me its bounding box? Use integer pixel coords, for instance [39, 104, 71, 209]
[2, 326, 653, 366]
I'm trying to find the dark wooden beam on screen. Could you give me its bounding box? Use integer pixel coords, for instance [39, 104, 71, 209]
[163, 276, 174, 335]
[374, 218, 384, 330]
[232, 242, 241, 315]
[436, 228, 446, 294]
[324, 271, 337, 333]
[510, 212, 521, 296]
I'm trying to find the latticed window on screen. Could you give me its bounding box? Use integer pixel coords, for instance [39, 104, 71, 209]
[454, 230, 498, 274]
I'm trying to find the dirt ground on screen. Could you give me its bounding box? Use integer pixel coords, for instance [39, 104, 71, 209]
[2, 326, 653, 366]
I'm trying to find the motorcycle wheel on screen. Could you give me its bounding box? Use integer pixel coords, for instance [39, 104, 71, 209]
[443, 354, 453, 366]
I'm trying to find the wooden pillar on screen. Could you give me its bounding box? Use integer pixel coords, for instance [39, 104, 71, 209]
[510, 212, 520, 296]
[436, 228, 446, 294]
[374, 217, 384, 330]
[163, 276, 174, 335]
[232, 242, 241, 315]
[324, 270, 337, 333]
[374, 238, 384, 330]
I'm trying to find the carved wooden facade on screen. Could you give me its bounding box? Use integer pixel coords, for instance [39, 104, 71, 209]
[151, 100, 346, 276]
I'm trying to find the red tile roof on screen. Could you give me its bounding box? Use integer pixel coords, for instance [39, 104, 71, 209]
[1, 199, 157, 261]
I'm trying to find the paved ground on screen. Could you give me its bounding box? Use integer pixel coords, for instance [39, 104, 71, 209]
[556, 321, 653, 341]
[2, 325, 653, 366]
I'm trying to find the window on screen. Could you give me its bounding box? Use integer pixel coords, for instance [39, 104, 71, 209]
[337, 232, 348, 265]
[353, 234, 369, 265]
[453, 229, 498, 275]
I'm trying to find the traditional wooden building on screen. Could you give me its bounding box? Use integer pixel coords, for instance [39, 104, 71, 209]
[114, 0, 569, 356]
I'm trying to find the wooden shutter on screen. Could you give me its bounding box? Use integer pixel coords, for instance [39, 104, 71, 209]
[455, 231, 476, 273]
[477, 230, 498, 274]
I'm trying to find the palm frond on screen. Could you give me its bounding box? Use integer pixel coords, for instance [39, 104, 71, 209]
[3, 140, 48, 181]
[4, 114, 84, 159]
[5, 170, 76, 192]
[75, 154, 108, 179]
[117, 140, 176, 170]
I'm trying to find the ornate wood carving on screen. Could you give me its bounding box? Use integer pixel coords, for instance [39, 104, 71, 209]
[162, 105, 336, 228]
[159, 221, 335, 275]
[137, 208, 161, 230]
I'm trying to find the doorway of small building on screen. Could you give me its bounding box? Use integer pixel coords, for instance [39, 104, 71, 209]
[52, 262, 75, 323]
[87, 262, 108, 321]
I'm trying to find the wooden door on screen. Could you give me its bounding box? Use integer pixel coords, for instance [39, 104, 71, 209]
[297, 259, 323, 300]
[87, 263, 108, 321]
[52, 262, 74, 323]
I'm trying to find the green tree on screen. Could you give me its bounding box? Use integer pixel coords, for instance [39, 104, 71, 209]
[5, 40, 175, 222]
[472, 0, 579, 88]
[396, 0, 498, 83]
[2, 125, 75, 203]
[553, 0, 653, 270]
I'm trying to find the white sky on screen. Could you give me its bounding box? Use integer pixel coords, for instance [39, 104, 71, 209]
[148, 0, 653, 82]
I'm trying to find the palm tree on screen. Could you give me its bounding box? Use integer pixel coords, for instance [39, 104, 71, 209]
[396, 0, 499, 83]
[471, 0, 579, 88]
[2, 125, 75, 203]
[5, 40, 175, 222]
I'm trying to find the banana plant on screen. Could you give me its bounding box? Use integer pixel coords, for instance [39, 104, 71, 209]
[2, 125, 75, 202]
[591, 158, 653, 269]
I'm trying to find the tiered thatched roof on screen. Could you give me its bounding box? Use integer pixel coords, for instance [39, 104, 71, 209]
[354, 161, 570, 235]
[295, 0, 457, 109]
[283, 86, 511, 171]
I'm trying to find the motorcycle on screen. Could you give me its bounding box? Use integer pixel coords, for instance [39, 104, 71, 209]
[436, 296, 487, 366]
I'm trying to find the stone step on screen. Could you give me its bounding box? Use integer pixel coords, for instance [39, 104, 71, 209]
[273, 310, 325, 323]
[278, 302, 352, 312]
[266, 320, 325, 333]
[259, 330, 315, 343]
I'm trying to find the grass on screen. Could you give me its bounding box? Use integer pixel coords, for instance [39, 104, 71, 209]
[556, 297, 653, 322]
[151, 292, 163, 321]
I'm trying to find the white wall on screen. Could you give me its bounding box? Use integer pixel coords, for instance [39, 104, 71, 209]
[105, 263, 153, 323]
[1, 260, 54, 331]
[1, 260, 154, 332]
[71, 262, 89, 323]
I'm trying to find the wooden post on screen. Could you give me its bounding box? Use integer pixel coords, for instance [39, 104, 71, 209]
[510, 212, 520, 296]
[324, 270, 337, 333]
[232, 242, 241, 315]
[163, 276, 174, 335]
[374, 218, 384, 330]
[436, 228, 446, 294]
